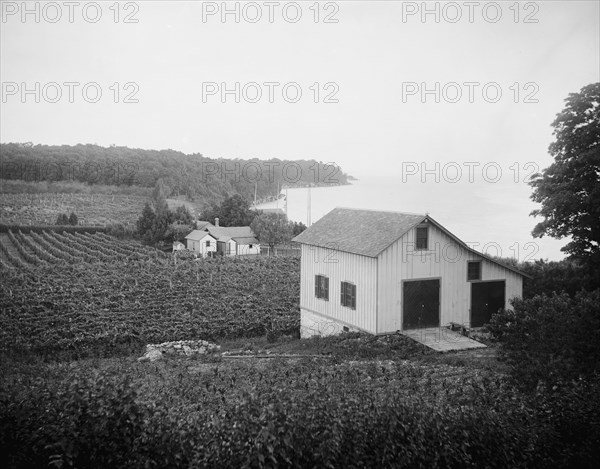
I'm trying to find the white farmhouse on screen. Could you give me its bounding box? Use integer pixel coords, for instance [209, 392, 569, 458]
[292, 208, 529, 338]
[206, 226, 260, 256]
[185, 230, 217, 257]
[186, 218, 260, 257]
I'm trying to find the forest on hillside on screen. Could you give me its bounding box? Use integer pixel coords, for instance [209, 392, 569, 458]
[0, 143, 351, 203]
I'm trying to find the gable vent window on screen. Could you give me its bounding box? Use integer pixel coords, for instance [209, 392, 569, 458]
[416, 226, 429, 250]
[467, 261, 482, 281]
[341, 281, 356, 309]
[315, 275, 329, 301]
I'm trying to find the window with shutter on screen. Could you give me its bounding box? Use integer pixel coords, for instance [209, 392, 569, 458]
[341, 281, 356, 309]
[315, 275, 329, 300]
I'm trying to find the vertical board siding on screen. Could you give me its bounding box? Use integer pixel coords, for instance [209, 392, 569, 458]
[300, 244, 378, 333]
[377, 224, 523, 333]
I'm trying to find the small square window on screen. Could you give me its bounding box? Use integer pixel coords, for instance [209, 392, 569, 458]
[315, 275, 329, 300]
[416, 226, 428, 250]
[467, 261, 481, 281]
[341, 281, 356, 309]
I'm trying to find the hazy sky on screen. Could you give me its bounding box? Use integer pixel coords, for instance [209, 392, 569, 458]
[1, 1, 599, 260]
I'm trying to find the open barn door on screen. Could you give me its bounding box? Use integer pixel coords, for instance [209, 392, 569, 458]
[402, 279, 440, 330]
[471, 281, 505, 327]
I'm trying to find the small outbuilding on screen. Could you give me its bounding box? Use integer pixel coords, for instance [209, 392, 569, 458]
[172, 241, 185, 252]
[292, 208, 530, 338]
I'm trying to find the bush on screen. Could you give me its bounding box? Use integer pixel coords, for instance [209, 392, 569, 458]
[488, 290, 600, 388]
[2, 357, 599, 468]
[55, 213, 69, 225]
[521, 259, 600, 298]
[105, 223, 135, 239]
[0, 368, 149, 468]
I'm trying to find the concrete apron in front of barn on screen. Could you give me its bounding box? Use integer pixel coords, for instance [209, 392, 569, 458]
[401, 327, 487, 352]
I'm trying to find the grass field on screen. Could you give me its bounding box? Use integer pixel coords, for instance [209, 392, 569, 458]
[0, 193, 148, 226]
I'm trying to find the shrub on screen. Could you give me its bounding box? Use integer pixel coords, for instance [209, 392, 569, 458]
[2, 357, 599, 468]
[521, 259, 600, 298]
[488, 290, 600, 388]
[55, 213, 69, 225]
[0, 368, 149, 468]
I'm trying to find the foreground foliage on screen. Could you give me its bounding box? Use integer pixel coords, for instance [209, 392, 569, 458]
[1, 350, 598, 469]
[489, 290, 600, 389]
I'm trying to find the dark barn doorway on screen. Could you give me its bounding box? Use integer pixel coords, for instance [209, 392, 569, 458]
[471, 281, 505, 327]
[403, 279, 440, 330]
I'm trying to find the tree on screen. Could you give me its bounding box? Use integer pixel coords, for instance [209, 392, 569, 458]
[173, 205, 193, 225]
[529, 83, 600, 266]
[291, 221, 307, 237]
[199, 201, 220, 224]
[220, 194, 255, 226]
[56, 213, 69, 225]
[148, 208, 172, 245]
[68, 212, 78, 226]
[200, 195, 257, 226]
[251, 213, 293, 252]
[136, 202, 156, 240]
[166, 222, 193, 243]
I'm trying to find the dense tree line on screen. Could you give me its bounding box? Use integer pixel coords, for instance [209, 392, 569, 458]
[0, 143, 351, 205]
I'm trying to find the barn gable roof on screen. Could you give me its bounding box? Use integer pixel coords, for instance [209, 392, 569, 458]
[292, 208, 426, 258]
[292, 207, 530, 278]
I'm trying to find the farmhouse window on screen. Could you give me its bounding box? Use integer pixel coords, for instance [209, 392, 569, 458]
[416, 226, 428, 250]
[315, 275, 329, 301]
[467, 261, 482, 281]
[341, 281, 356, 309]
[206, 240, 211, 247]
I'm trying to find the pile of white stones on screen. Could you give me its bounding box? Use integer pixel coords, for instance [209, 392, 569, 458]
[138, 340, 221, 362]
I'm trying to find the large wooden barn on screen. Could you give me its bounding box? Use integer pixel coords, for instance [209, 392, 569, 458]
[292, 208, 529, 338]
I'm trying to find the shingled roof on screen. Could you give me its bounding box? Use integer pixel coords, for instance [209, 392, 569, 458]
[293, 207, 531, 278]
[185, 230, 216, 241]
[292, 208, 426, 257]
[206, 226, 258, 244]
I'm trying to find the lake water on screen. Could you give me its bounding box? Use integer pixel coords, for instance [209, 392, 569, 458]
[255, 176, 565, 262]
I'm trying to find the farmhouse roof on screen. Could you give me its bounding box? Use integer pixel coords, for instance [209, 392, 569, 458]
[231, 236, 259, 245]
[292, 207, 531, 278]
[185, 230, 216, 241]
[292, 208, 426, 258]
[206, 226, 258, 244]
[196, 220, 214, 230]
